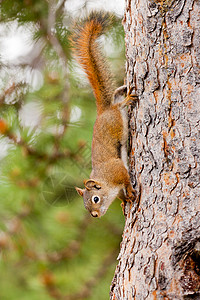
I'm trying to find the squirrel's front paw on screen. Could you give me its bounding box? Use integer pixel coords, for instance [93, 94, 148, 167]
[121, 190, 136, 215]
[121, 187, 139, 216]
[121, 201, 126, 215]
[126, 188, 137, 203]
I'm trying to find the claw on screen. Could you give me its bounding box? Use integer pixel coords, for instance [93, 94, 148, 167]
[124, 91, 138, 106]
[126, 188, 137, 202]
[120, 201, 126, 215]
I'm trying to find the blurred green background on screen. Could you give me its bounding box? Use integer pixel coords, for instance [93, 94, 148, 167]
[0, 1, 126, 299]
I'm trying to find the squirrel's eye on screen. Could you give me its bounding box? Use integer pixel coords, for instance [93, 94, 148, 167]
[92, 195, 100, 204]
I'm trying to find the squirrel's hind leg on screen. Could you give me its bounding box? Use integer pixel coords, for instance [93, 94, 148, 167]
[119, 93, 138, 108]
[113, 85, 138, 108]
[113, 85, 127, 103]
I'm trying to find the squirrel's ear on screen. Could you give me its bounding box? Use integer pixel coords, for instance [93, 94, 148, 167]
[84, 179, 101, 190]
[75, 187, 84, 197]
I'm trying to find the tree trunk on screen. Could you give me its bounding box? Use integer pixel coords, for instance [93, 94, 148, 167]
[110, 0, 200, 299]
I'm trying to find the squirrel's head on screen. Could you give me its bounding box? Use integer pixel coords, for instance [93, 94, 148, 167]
[75, 179, 118, 218]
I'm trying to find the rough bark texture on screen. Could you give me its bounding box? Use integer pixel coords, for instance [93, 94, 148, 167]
[110, 0, 200, 299]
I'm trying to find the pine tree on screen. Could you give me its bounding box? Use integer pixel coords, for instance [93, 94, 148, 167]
[111, 0, 200, 298]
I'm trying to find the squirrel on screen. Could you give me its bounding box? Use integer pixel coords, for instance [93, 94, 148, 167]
[71, 11, 138, 218]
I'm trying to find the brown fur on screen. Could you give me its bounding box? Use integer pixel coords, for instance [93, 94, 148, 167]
[72, 12, 137, 217]
[71, 11, 115, 114]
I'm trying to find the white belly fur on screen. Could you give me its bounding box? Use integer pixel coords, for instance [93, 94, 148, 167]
[120, 108, 128, 170]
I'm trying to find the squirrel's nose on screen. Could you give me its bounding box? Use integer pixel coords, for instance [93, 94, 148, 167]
[91, 211, 99, 218]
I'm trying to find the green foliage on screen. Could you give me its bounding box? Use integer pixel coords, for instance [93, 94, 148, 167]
[0, 0, 48, 25]
[0, 2, 126, 299]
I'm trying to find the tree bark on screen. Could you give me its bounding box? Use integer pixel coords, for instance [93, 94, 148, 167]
[110, 0, 200, 299]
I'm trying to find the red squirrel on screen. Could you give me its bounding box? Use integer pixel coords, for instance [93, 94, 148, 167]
[71, 12, 137, 217]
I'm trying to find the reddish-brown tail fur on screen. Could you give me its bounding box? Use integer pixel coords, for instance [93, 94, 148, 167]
[71, 12, 115, 115]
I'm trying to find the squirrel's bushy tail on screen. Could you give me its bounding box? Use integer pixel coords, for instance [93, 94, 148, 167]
[71, 11, 115, 114]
